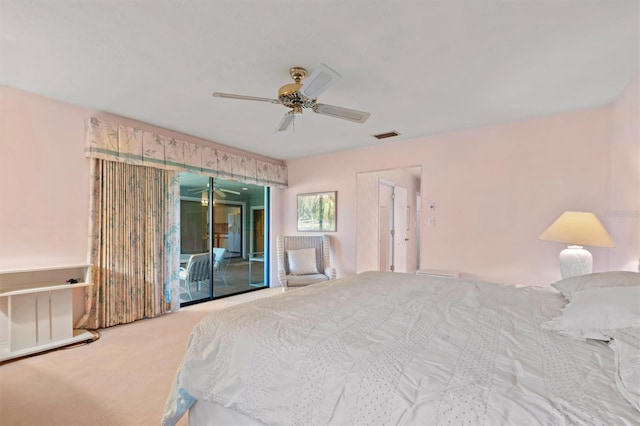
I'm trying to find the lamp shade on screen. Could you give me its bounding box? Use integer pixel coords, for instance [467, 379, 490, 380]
[538, 211, 615, 248]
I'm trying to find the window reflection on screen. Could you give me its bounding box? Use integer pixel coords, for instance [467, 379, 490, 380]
[179, 173, 269, 305]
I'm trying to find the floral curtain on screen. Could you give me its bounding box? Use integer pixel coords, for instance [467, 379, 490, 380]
[76, 159, 180, 329]
[84, 117, 288, 188]
[80, 116, 285, 327]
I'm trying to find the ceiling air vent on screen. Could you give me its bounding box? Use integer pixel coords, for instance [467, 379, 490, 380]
[372, 130, 400, 140]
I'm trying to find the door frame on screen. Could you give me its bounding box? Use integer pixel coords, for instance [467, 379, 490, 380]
[378, 179, 408, 273]
[379, 179, 394, 272]
[249, 205, 265, 255]
[212, 200, 247, 259]
[355, 166, 421, 273]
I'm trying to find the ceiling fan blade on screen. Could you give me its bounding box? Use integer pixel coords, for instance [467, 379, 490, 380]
[299, 63, 340, 99]
[212, 92, 280, 104]
[312, 103, 371, 123]
[187, 187, 207, 193]
[276, 113, 295, 132]
[213, 189, 226, 198]
[219, 188, 241, 196]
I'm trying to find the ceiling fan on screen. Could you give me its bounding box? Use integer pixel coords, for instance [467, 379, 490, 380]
[187, 186, 240, 198]
[212, 64, 371, 132]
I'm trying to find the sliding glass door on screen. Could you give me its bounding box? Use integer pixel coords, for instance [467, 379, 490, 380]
[179, 172, 269, 306]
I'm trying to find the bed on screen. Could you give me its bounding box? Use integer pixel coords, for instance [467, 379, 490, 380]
[162, 270, 639, 425]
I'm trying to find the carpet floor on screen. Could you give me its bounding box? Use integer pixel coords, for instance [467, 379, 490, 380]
[0, 287, 281, 426]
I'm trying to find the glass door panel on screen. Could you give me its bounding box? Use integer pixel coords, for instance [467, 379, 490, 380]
[211, 179, 269, 298]
[179, 173, 212, 305]
[179, 172, 269, 306]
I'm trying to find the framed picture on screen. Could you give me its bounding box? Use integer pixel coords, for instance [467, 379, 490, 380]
[297, 191, 337, 232]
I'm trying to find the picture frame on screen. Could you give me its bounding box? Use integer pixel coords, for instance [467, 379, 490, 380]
[297, 191, 337, 232]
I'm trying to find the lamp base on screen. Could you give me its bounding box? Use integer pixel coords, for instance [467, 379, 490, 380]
[559, 245, 593, 279]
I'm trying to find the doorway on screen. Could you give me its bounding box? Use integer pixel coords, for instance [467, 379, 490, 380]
[178, 173, 270, 306]
[379, 180, 408, 273]
[379, 181, 393, 271]
[356, 166, 421, 274]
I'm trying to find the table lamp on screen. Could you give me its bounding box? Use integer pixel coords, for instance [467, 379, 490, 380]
[538, 211, 615, 278]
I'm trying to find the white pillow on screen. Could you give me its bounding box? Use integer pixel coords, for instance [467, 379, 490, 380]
[287, 248, 319, 275]
[542, 286, 640, 341]
[552, 271, 640, 302]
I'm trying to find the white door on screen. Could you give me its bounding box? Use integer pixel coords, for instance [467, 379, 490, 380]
[378, 180, 394, 271]
[392, 186, 408, 273]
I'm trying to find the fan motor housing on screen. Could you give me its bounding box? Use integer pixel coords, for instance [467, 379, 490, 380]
[278, 67, 317, 109]
[278, 86, 316, 108]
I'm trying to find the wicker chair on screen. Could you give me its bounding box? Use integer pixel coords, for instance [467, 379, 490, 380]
[276, 235, 336, 288]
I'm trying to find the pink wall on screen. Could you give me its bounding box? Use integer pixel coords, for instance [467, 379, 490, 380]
[0, 86, 283, 273]
[2, 79, 637, 288]
[0, 86, 91, 269]
[285, 104, 635, 286]
[610, 75, 640, 272]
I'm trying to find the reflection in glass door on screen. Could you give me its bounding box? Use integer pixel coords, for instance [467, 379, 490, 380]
[212, 203, 242, 259]
[179, 172, 269, 306]
[211, 179, 269, 298]
[178, 191, 212, 306]
[249, 206, 265, 287]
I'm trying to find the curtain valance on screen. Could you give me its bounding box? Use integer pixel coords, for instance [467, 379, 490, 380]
[84, 117, 288, 188]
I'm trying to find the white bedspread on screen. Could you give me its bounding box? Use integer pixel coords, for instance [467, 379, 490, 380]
[162, 271, 639, 425]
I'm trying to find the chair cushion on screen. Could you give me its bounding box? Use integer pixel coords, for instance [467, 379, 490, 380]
[287, 273, 329, 287]
[287, 248, 319, 275]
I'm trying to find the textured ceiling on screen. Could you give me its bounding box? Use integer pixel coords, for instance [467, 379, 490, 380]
[1, 1, 638, 160]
